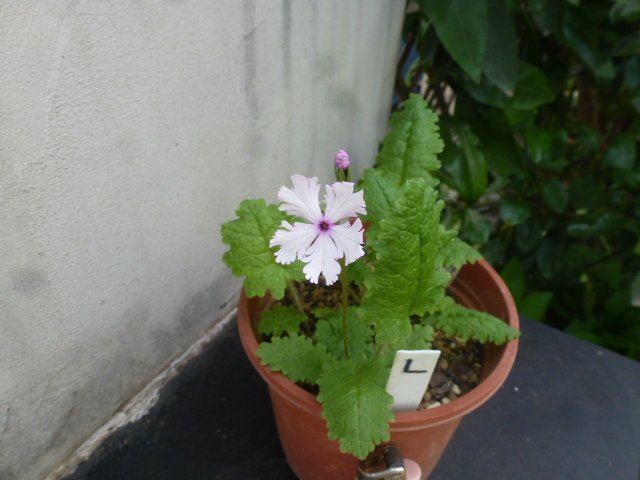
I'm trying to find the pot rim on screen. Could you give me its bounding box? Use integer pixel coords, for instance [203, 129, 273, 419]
[238, 259, 519, 430]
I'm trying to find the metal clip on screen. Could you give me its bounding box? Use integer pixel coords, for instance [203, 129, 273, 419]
[357, 444, 406, 480]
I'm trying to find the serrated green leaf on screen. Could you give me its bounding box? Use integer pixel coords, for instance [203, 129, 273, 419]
[362, 95, 443, 234]
[426, 303, 520, 344]
[370, 94, 442, 182]
[257, 334, 334, 385]
[258, 305, 307, 337]
[315, 307, 374, 360]
[317, 356, 394, 459]
[347, 257, 371, 285]
[361, 168, 403, 237]
[361, 179, 453, 345]
[221, 199, 304, 299]
[436, 236, 483, 269]
[404, 323, 435, 350]
[419, 0, 488, 82]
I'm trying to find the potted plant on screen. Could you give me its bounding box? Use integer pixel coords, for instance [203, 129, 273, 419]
[221, 94, 520, 480]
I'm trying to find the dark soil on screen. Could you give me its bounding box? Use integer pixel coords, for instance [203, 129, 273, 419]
[277, 279, 483, 410]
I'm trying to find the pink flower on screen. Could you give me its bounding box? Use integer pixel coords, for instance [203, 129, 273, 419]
[270, 175, 366, 285]
[335, 150, 350, 170]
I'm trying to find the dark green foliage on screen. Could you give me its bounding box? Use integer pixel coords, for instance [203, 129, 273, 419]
[397, 0, 640, 361]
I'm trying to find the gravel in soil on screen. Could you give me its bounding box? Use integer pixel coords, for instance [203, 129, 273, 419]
[277, 280, 484, 409]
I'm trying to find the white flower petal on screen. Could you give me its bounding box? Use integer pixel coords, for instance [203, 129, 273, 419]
[302, 233, 341, 285]
[329, 219, 365, 265]
[277, 175, 322, 222]
[270, 222, 319, 265]
[324, 182, 366, 223]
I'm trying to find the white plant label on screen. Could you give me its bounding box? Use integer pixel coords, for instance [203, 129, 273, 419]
[385, 350, 441, 412]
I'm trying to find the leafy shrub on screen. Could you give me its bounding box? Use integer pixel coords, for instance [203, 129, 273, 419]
[397, 0, 640, 360]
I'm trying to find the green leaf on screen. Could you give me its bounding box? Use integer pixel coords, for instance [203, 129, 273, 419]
[568, 176, 607, 210]
[565, 320, 608, 347]
[347, 257, 371, 285]
[460, 62, 555, 110]
[374, 94, 443, 185]
[536, 236, 566, 279]
[525, 127, 569, 171]
[482, 0, 518, 95]
[515, 214, 547, 252]
[418, 0, 488, 82]
[529, 0, 564, 36]
[317, 356, 394, 459]
[315, 307, 375, 360]
[563, 7, 616, 81]
[625, 56, 640, 90]
[507, 62, 556, 110]
[541, 178, 569, 213]
[518, 292, 554, 321]
[612, 33, 640, 57]
[500, 198, 532, 225]
[258, 305, 307, 337]
[631, 271, 640, 306]
[454, 95, 526, 175]
[604, 133, 637, 170]
[567, 211, 621, 237]
[404, 323, 436, 350]
[363, 94, 443, 227]
[426, 303, 520, 344]
[610, 0, 640, 23]
[361, 180, 453, 345]
[361, 169, 403, 237]
[257, 334, 333, 385]
[461, 208, 491, 245]
[593, 259, 624, 289]
[436, 236, 483, 269]
[568, 125, 600, 160]
[501, 257, 526, 301]
[221, 199, 304, 299]
[440, 118, 488, 203]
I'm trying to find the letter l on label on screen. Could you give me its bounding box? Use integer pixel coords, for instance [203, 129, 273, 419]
[385, 350, 441, 412]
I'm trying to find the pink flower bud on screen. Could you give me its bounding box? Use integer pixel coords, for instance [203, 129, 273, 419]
[335, 150, 350, 170]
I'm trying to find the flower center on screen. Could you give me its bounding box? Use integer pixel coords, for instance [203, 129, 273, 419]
[320, 221, 330, 230]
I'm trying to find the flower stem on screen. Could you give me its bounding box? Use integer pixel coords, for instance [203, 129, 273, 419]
[286, 279, 306, 316]
[340, 258, 351, 359]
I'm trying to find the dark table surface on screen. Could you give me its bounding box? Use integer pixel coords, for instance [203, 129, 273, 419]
[64, 316, 640, 480]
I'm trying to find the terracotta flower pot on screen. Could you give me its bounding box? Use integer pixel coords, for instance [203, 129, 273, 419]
[238, 259, 519, 480]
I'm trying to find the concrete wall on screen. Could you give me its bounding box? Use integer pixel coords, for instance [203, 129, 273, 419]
[0, 1, 405, 479]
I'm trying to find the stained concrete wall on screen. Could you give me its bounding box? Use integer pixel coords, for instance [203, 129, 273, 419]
[0, 1, 405, 479]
